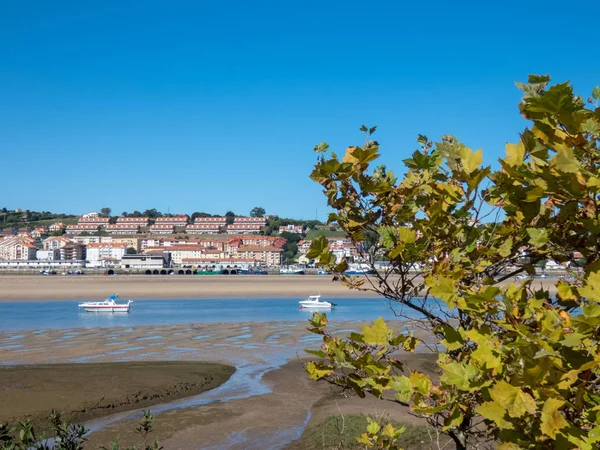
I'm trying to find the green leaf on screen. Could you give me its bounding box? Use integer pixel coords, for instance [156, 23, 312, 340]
[313, 141, 329, 153]
[416, 134, 428, 145]
[498, 237, 513, 258]
[360, 125, 368, 132]
[306, 235, 329, 259]
[540, 398, 568, 438]
[526, 228, 549, 247]
[592, 86, 600, 100]
[477, 402, 514, 429]
[440, 362, 478, 391]
[397, 226, 416, 243]
[366, 419, 381, 437]
[489, 381, 537, 418]
[361, 317, 390, 346]
[378, 226, 397, 249]
[426, 275, 458, 304]
[554, 146, 581, 173]
[440, 325, 464, 351]
[579, 271, 600, 302]
[409, 371, 432, 395]
[443, 406, 464, 431]
[389, 376, 413, 403]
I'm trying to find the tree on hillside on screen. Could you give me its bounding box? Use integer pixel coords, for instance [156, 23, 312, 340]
[225, 210, 236, 225]
[100, 207, 111, 217]
[143, 209, 162, 219]
[121, 211, 128, 217]
[305, 77, 600, 449]
[249, 207, 265, 218]
[126, 247, 137, 255]
[131, 210, 142, 218]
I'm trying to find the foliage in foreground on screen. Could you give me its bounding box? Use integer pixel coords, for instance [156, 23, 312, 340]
[300, 414, 434, 449]
[0, 410, 161, 450]
[306, 77, 600, 449]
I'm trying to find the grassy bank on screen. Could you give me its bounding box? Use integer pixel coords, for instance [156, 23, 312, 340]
[288, 414, 433, 449]
[0, 361, 234, 432]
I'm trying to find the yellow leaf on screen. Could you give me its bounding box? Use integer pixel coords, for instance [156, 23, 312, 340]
[540, 397, 569, 438]
[460, 146, 483, 173]
[476, 401, 514, 430]
[361, 317, 391, 346]
[305, 361, 334, 380]
[504, 142, 525, 167]
[489, 381, 537, 418]
[410, 371, 432, 395]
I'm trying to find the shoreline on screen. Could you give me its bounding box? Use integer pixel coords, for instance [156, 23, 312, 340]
[0, 274, 563, 302]
[0, 275, 375, 302]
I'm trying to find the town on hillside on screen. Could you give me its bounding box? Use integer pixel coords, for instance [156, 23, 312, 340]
[0, 209, 361, 273]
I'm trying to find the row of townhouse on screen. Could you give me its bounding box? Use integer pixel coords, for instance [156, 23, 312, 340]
[65, 215, 269, 235]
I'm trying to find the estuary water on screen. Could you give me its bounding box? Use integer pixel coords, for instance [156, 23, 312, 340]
[0, 297, 429, 331]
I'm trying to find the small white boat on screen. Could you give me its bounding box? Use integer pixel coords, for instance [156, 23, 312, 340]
[280, 266, 305, 275]
[299, 295, 335, 309]
[78, 295, 132, 313]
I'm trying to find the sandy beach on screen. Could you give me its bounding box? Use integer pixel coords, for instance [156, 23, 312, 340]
[0, 274, 563, 302]
[0, 275, 378, 302]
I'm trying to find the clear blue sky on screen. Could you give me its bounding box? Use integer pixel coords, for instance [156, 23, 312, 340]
[1, 1, 598, 220]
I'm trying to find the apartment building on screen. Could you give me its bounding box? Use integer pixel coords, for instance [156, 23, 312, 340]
[149, 224, 175, 234]
[281, 224, 304, 234]
[226, 224, 262, 234]
[36, 249, 60, 261]
[49, 222, 66, 232]
[154, 215, 189, 225]
[43, 236, 72, 250]
[86, 243, 127, 265]
[65, 224, 100, 235]
[234, 245, 282, 266]
[111, 237, 141, 252]
[106, 224, 140, 234]
[186, 224, 221, 234]
[116, 217, 150, 226]
[193, 217, 227, 225]
[0, 236, 37, 261]
[60, 244, 85, 261]
[77, 216, 110, 227]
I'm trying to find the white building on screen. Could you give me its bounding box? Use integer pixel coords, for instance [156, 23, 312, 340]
[0, 236, 37, 261]
[105, 224, 140, 235]
[36, 249, 60, 261]
[186, 224, 221, 234]
[149, 224, 175, 234]
[85, 243, 127, 266]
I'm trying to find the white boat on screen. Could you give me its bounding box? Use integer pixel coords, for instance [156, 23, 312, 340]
[280, 266, 305, 275]
[299, 295, 335, 309]
[78, 295, 132, 313]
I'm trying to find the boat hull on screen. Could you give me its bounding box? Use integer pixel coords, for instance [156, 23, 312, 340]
[82, 306, 130, 313]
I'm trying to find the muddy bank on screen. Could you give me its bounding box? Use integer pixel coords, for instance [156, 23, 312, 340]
[82, 354, 440, 450]
[0, 362, 234, 432]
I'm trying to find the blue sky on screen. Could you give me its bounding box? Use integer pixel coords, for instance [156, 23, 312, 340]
[1, 0, 598, 220]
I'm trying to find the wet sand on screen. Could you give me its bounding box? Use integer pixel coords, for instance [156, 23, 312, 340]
[0, 320, 437, 449]
[0, 274, 563, 302]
